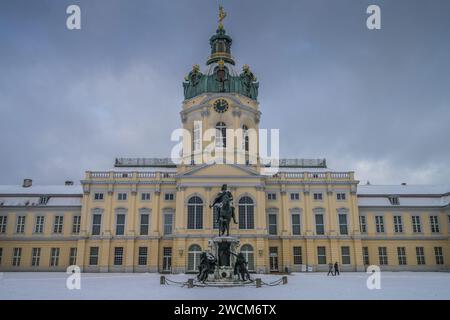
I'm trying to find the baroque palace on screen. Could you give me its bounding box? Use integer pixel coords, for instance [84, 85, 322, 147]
[0, 10, 449, 274]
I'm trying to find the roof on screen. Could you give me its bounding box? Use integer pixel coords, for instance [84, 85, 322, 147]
[0, 185, 83, 196]
[357, 184, 450, 196]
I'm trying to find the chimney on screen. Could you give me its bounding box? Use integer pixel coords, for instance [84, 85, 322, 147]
[23, 178, 33, 188]
[65, 180, 74, 186]
[401, 182, 407, 186]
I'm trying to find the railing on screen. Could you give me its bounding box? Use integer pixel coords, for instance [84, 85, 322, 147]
[90, 172, 109, 178]
[88, 171, 176, 179]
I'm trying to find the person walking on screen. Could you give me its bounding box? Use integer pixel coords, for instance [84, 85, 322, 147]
[327, 262, 334, 276]
[334, 262, 340, 276]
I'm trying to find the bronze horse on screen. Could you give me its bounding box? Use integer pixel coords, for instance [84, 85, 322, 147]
[210, 184, 237, 237]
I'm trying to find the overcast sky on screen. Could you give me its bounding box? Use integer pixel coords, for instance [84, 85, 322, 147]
[0, 0, 449, 186]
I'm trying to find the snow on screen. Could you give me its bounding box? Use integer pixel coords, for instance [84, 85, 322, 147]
[0, 185, 83, 195]
[1, 272, 449, 300]
[357, 184, 450, 196]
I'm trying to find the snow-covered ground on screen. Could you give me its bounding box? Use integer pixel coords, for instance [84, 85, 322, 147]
[0, 272, 449, 300]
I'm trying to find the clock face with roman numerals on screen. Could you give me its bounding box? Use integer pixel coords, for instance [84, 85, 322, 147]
[213, 98, 229, 113]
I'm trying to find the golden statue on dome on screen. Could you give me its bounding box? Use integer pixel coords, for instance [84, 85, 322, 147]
[218, 5, 227, 29]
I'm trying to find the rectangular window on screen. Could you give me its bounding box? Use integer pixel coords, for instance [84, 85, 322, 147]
[336, 193, 346, 201]
[293, 247, 302, 265]
[313, 193, 323, 201]
[290, 193, 300, 201]
[50, 248, 60, 267]
[416, 247, 426, 265]
[429, 215, 440, 233]
[69, 248, 77, 266]
[72, 215, 81, 234]
[116, 214, 126, 235]
[92, 214, 102, 235]
[341, 246, 351, 265]
[16, 215, 26, 233]
[31, 248, 41, 267]
[434, 247, 444, 265]
[291, 214, 301, 235]
[117, 193, 127, 201]
[359, 216, 367, 233]
[0, 215, 7, 233]
[141, 193, 151, 201]
[140, 214, 149, 236]
[268, 214, 277, 235]
[94, 193, 104, 200]
[0, 247, 2, 265]
[315, 214, 324, 235]
[89, 247, 99, 265]
[338, 214, 348, 235]
[53, 216, 64, 233]
[163, 247, 172, 271]
[362, 247, 369, 265]
[138, 247, 148, 266]
[317, 246, 327, 265]
[267, 193, 277, 200]
[269, 247, 279, 271]
[12, 247, 22, 266]
[39, 196, 49, 205]
[412, 216, 422, 233]
[164, 213, 173, 235]
[114, 247, 123, 266]
[164, 193, 175, 201]
[388, 196, 400, 205]
[35, 216, 45, 233]
[393, 215, 403, 233]
[378, 247, 388, 265]
[397, 247, 407, 265]
[375, 216, 384, 233]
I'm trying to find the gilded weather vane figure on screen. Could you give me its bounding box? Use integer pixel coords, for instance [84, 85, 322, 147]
[218, 5, 227, 29]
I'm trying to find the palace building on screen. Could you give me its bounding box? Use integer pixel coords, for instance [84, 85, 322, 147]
[0, 10, 449, 273]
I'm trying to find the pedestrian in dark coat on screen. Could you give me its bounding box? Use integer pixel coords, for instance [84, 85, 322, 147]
[327, 262, 334, 276]
[334, 262, 340, 276]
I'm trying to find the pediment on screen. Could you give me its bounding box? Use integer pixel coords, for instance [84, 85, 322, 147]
[180, 164, 260, 177]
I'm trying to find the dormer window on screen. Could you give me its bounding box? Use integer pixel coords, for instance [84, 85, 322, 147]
[388, 196, 400, 205]
[39, 196, 49, 205]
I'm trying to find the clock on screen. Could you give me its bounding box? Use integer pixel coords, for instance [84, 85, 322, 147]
[213, 98, 229, 113]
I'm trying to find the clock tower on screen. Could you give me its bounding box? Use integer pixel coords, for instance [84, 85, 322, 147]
[180, 7, 261, 169]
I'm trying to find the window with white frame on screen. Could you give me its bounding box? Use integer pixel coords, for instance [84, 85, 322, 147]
[114, 247, 124, 265]
[362, 247, 369, 265]
[187, 196, 203, 230]
[187, 244, 202, 272]
[72, 215, 81, 234]
[193, 121, 201, 152]
[165, 193, 175, 201]
[388, 196, 400, 205]
[0, 215, 8, 233]
[31, 248, 41, 267]
[89, 247, 99, 265]
[164, 212, 173, 235]
[238, 196, 254, 230]
[268, 213, 277, 235]
[16, 215, 26, 233]
[291, 212, 301, 235]
[393, 215, 403, 233]
[69, 248, 77, 266]
[397, 247, 407, 265]
[290, 193, 300, 201]
[341, 246, 351, 264]
[50, 248, 60, 267]
[94, 193, 104, 200]
[416, 247, 425, 265]
[267, 193, 277, 201]
[140, 210, 150, 235]
[375, 216, 384, 233]
[336, 193, 346, 201]
[434, 247, 444, 265]
[315, 213, 325, 235]
[412, 215, 422, 233]
[35, 216, 45, 233]
[141, 193, 151, 201]
[215, 122, 227, 148]
[241, 244, 255, 271]
[429, 215, 440, 233]
[12, 247, 22, 266]
[138, 247, 148, 265]
[338, 212, 348, 235]
[53, 216, 64, 233]
[117, 193, 127, 201]
[39, 196, 49, 205]
[313, 193, 323, 201]
[115, 213, 126, 235]
[293, 247, 302, 265]
[317, 246, 327, 264]
[378, 247, 388, 265]
[163, 247, 172, 271]
[242, 125, 249, 153]
[359, 215, 367, 233]
[92, 213, 102, 235]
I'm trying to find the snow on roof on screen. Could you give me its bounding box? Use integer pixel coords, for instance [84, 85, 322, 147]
[0, 185, 83, 196]
[357, 184, 450, 196]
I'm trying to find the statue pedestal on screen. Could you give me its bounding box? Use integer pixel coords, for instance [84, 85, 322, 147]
[208, 236, 240, 282]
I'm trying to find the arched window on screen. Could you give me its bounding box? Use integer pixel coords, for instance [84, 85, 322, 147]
[241, 244, 255, 271]
[215, 122, 227, 148]
[187, 244, 202, 272]
[193, 121, 201, 152]
[187, 196, 203, 229]
[242, 125, 249, 152]
[239, 196, 254, 229]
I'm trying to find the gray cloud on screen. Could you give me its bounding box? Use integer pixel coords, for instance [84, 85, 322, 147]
[0, 0, 449, 185]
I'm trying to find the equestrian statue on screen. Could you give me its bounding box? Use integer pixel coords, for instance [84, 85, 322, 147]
[210, 184, 238, 236]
